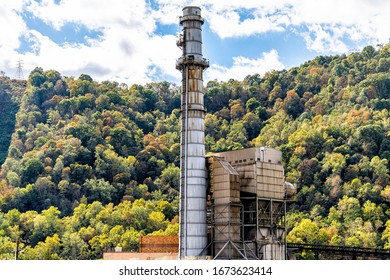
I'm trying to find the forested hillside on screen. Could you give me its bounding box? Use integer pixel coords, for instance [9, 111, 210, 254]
[0, 77, 24, 166]
[0, 44, 389, 259]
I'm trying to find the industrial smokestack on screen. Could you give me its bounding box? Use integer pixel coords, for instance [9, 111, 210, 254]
[176, 6, 209, 259]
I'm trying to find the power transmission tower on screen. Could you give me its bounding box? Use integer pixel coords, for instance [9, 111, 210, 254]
[15, 58, 24, 80]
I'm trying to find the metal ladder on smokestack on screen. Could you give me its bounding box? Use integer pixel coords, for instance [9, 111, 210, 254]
[179, 66, 187, 251]
[178, 27, 187, 257]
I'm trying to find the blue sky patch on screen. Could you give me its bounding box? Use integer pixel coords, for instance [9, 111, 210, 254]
[17, 34, 37, 54]
[155, 23, 180, 36]
[203, 22, 314, 70]
[21, 11, 103, 47]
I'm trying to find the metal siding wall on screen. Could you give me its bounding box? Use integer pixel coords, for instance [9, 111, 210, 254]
[210, 148, 287, 259]
[210, 157, 242, 258]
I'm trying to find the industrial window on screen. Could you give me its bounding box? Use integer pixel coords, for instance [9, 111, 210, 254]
[243, 159, 247, 162]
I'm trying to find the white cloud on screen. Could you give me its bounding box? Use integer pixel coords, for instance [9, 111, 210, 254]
[205, 50, 285, 82]
[0, 1, 27, 49]
[1, 0, 389, 85]
[288, 0, 390, 51]
[301, 24, 349, 54]
[26, 0, 156, 32]
[20, 0, 165, 84]
[0, 0, 29, 74]
[0, 0, 181, 84]
[154, 0, 390, 52]
[206, 10, 285, 39]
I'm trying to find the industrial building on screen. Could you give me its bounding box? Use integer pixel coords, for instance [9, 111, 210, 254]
[103, 146, 295, 260]
[205, 147, 295, 259]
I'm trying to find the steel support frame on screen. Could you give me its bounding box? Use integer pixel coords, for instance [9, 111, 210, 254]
[205, 202, 258, 259]
[241, 196, 287, 260]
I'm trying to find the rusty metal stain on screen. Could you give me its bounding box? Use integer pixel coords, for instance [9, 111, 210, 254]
[188, 79, 198, 92]
[189, 92, 204, 104]
[188, 67, 202, 79]
[188, 69, 196, 79]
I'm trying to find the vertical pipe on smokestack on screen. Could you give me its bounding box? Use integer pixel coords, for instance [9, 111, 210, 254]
[176, 6, 209, 259]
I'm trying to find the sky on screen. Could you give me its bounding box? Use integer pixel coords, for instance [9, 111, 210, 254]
[0, 0, 389, 85]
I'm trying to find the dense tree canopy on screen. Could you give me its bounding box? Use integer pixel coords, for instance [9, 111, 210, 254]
[0, 44, 390, 259]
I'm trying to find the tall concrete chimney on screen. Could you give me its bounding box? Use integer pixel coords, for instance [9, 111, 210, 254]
[176, 6, 209, 259]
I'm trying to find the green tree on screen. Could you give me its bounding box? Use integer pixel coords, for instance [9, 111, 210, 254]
[21, 158, 44, 185]
[157, 164, 180, 192]
[246, 97, 260, 112]
[362, 200, 383, 224]
[82, 179, 116, 204]
[29, 67, 46, 87]
[336, 196, 361, 223]
[147, 211, 168, 233]
[287, 218, 324, 244]
[109, 225, 124, 248]
[61, 232, 89, 259]
[30, 206, 63, 246]
[6, 171, 21, 187]
[22, 234, 61, 260]
[120, 228, 141, 251]
[284, 90, 304, 118]
[382, 220, 390, 248]
[242, 112, 262, 140]
[322, 152, 346, 175]
[370, 156, 388, 179]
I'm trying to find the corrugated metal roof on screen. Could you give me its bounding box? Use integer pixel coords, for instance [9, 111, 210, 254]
[215, 157, 239, 175]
